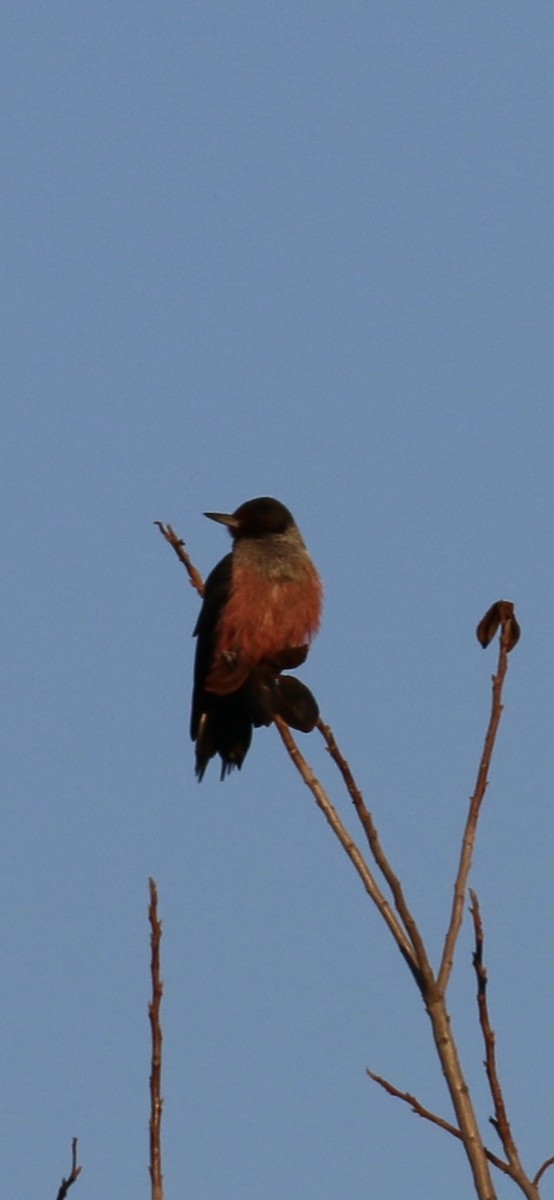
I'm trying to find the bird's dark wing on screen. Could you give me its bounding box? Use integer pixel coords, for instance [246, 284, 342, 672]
[190, 553, 233, 740]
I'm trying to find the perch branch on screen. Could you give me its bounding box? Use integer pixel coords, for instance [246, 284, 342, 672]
[317, 719, 433, 983]
[274, 715, 420, 981]
[278, 723, 494, 1196]
[155, 522, 205, 597]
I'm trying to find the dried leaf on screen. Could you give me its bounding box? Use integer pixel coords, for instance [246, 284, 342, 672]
[476, 602, 502, 648]
[476, 600, 520, 652]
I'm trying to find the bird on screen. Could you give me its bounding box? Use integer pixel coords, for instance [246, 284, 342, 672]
[191, 496, 323, 780]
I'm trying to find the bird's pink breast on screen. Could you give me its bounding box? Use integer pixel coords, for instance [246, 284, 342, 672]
[215, 561, 322, 664]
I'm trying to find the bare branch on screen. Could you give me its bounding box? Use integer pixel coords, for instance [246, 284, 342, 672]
[278, 726, 496, 1197]
[317, 719, 434, 985]
[155, 522, 205, 597]
[438, 607, 519, 992]
[534, 1157, 554, 1187]
[274, 716, 420, 980]
[54, 1138, 82, 1200]
[470, 890, 519, 1160]
[366, 1072, 511, 1178]
[148, 878, 164, 1200]
[469, 890, 541, 1200]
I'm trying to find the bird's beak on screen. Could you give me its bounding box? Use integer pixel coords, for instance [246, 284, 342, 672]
[203, 510, 240, 530]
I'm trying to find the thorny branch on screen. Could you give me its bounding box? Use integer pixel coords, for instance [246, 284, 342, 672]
[54, 1139, 81, 1200]
[148, 878, 164, 1200]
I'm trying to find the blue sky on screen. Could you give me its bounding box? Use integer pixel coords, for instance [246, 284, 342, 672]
[3, 3, 554, 1197]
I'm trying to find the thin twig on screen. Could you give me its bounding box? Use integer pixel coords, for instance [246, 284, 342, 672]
[469, 889, 541, 1200]
[274, 716, 421, 981]
[438, 617, 515, 992]
[155, 522, 205, 597]
[54, 1138, 82, 1200]
[534, 1157, 554, 1186]
[148, 878, 164, 1200]
[366, 1072, 511, 1178]
[317, 719, 434, 985]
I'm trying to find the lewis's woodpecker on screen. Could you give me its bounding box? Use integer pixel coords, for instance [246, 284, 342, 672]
[191, 496, 323, 780]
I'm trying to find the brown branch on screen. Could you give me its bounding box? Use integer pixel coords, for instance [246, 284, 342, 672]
[317, 719, 434, 985]
[470, 890, 519, 1160]
[274, 716, 420, 980]
[278, 723, 495, 1197]
[155, 522, 205, 597]
[438, 607, 519, 992]
[313, 719, 499, 1196]
[54, 1138, 82, 1200]
[469, 890, 540, 1200]
[534, 1157, 554, 1187]
[148, 878, 164, 1200]
[366, 1072, 511, 1178]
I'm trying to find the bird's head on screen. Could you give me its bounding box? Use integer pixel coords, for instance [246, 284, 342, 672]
[204, 497, 295, 540]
